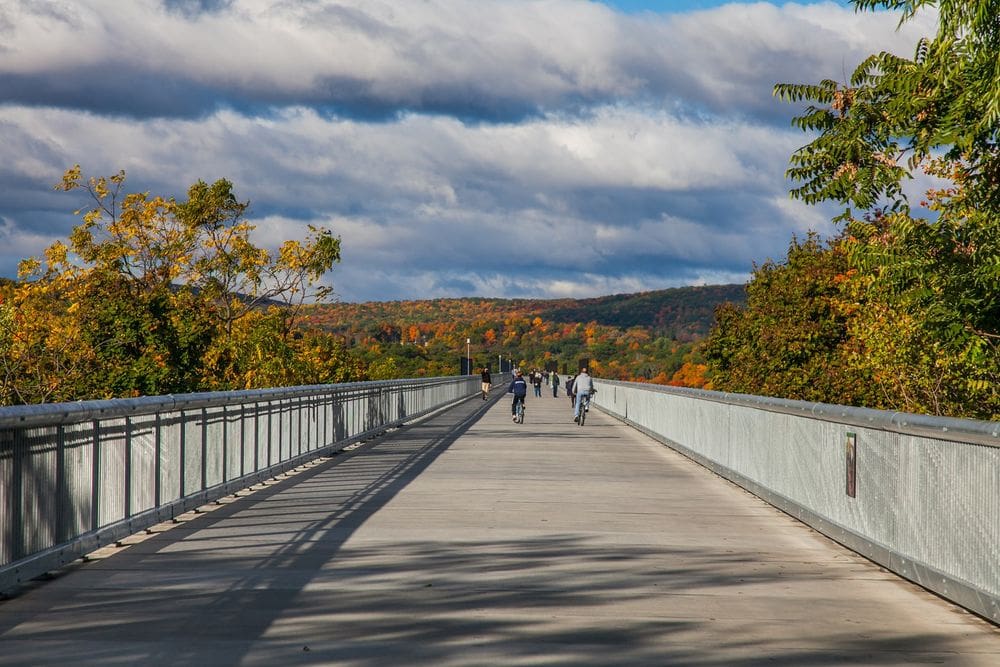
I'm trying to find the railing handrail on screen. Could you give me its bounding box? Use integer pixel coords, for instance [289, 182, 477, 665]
[0, 376, 471, 429]
[601, 380, 1000, 448]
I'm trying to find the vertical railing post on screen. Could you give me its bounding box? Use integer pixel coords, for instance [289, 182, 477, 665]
[296, 396, 302, 455]
[307, 396, 314, 453]
[239, 404, 246, 479]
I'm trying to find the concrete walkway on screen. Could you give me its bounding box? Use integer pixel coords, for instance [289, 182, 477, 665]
[1, 390, 998, 666]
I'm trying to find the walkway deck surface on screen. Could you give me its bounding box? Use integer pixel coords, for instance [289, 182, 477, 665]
[1, 390, 998, 666]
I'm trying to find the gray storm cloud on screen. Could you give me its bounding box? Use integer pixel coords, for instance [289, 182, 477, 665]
[0, 1, 928, 120]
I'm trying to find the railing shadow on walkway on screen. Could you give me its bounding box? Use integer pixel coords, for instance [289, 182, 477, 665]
[0, 388, 495, 661]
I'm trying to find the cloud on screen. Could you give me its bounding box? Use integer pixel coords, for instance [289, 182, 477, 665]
[0, 1, 936, 301]
[0, 95, 876, 300]
[0, 1, 930, 122]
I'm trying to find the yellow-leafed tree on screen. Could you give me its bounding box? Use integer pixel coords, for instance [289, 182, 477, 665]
[1, 166, 343, 404]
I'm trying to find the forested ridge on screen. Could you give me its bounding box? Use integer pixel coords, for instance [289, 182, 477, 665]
[299, 285, 744, 384]
[303, 285, 743, 340]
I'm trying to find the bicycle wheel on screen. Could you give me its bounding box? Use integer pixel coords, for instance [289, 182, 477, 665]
[578, 402, 586, 426]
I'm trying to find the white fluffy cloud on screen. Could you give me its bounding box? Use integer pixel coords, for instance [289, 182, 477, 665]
[0, 0, 931, 301]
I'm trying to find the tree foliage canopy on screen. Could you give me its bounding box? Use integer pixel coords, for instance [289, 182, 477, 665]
[703, 233, 879, 406]
[708, 0, 1000, 419]
[774, 0, 1000, 218]
[0, 167, 378, 405]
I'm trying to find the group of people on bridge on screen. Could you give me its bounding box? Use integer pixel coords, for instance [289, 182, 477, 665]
[479, 366, 593, 424]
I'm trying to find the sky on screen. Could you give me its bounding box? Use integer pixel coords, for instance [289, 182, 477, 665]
[0, 0, 932, 303]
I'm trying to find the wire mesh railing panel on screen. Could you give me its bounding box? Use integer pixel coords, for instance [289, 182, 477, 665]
[62, 422, 96, 540]
[19, 426, 59, 558]
[593, 379, 1000, 623]
[96, 417, 127, 529]
[128, 414, 158, 517]
[1, 376, 478, 591]
[159, 412, 183, 505]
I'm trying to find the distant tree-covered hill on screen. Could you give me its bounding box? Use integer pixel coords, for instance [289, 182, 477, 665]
[538, 284, 746, 337]
[300, 284, 745, 386]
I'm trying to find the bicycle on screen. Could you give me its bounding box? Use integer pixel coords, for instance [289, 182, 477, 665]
[576, 389, 595, 426]
[514, 397, 525, 423]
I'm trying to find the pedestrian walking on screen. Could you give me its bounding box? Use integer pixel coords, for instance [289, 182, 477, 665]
[480, 367, 491, 400]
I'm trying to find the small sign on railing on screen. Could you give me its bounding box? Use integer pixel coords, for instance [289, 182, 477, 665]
[845, 432, 857, 498]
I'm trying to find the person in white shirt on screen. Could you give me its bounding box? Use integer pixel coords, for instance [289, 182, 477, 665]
[572, 368, 593, 423]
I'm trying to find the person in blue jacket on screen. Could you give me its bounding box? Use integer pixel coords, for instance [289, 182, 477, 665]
[508, 370, 528, 421]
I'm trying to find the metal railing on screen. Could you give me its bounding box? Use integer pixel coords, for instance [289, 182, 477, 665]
[593, 379, 1000, 624]
[0, 375, 480, 593]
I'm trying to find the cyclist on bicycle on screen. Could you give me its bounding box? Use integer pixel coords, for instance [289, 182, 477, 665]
[508, 370, 528, 422]
[573, 367, 593, 423]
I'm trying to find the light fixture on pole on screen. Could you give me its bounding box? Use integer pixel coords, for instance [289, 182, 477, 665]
[466, 338, 471, 375]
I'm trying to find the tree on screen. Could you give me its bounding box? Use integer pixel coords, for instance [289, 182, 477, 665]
[770, 1, 1000, 418]
[840, 162, 1000, 416]
[0, 265, 95, 403]
[703, 233, 879, 405]
[669, 361, 709, 389]
[774, 1, 1000, 218]
[3, 166, 342, 403]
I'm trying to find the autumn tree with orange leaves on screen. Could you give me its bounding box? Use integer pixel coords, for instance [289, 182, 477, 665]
[0, 166, 357, 404]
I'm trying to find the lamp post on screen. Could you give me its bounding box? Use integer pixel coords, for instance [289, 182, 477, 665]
[466, 338, 471, 375]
